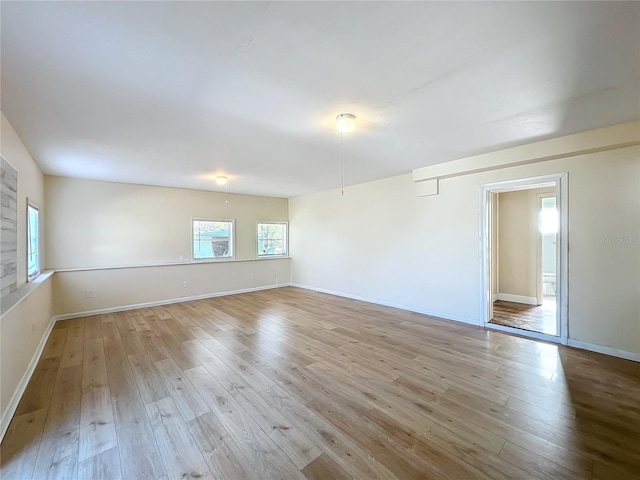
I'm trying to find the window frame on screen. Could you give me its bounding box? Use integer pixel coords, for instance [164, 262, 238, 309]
[256, 221, 288, 258]
[191, 217, 235, 261]
[27, 200, 40, 282]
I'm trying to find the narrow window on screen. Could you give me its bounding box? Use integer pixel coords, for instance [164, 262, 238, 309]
[192, 218, 235, 260]
[257, 222, 288, 257]
[27, 202, 40, 280]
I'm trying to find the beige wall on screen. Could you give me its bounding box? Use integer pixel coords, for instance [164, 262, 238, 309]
[498, 190, 534, 298]
[0, 113, 53, 436]
[1, 113, 45, 285]
[54, 259, 290, 315]
[290, 132, 640, 355]
[45, 176, 290, 315]
[45, 176, 288, 268]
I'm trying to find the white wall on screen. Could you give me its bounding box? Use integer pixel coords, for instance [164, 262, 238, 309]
[45, 176, 290, 315]
[290, 130, 640, 356]
[0, 113, 53, 437]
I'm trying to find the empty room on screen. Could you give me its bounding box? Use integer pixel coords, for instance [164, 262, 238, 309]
[1, 2, 639, 479]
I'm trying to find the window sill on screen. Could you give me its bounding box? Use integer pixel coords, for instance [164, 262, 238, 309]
[53, 257, 292, 273]
[1, 270, 54, 318]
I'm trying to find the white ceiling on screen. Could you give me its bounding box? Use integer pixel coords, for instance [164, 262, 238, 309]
[2, 1, 639, 198]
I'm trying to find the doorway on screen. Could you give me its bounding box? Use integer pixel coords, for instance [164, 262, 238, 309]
[480, 174, 568, 344]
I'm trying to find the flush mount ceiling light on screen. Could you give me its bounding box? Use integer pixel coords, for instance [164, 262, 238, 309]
[215, 176, 229, 203]
[336, 113, 356, 196]
[336, 113, 356, 133]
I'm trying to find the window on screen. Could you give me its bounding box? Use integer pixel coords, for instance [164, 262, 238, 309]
[257, 222, 288, 257]
[540, 196, 558, 235]
[192, 218, 234, 260]
[27, 202, 40, 281]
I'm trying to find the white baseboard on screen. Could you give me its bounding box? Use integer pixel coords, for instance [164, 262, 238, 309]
[497, 293, 538, 305]
[567, 339, 640, 362]
[0, 315, 56, 442]
[53, 283, 291, 321]
[492, 293, 498, 302]
[290, 283, 481, 326]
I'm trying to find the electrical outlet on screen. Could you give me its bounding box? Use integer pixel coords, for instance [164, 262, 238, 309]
[85, 290, 93, 299]
[183, 281, 188, 288]
[179, 254, 184, 261]
[250, 274, 255, 280]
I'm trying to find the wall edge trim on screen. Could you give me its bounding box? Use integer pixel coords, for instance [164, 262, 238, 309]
[567, 339, 640, 363]
[496, 293, 539, 305]
[53, 256, 291, 273]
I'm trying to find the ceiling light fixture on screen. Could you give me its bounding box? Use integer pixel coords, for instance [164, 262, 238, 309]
[336, 113, 356, 133]
[215, 176, 228, 185]
[336, 113, 356, 196]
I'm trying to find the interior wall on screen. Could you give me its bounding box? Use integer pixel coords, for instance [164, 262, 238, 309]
[1, 275, 53, 431]
[290, 138, 640, 355]
[45, 176, 290, 315]
[1, 113, 45, 285]
[45, 176, 289, 268]
[0, 113, 52, 436]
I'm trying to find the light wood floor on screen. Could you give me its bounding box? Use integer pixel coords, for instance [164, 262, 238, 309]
[490, 298, 557, 335]
[1, 287, 639, 480]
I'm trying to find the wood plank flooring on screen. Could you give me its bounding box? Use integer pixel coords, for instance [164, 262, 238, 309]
[490, 298, 557, 335]
[1, 287, 639, 479]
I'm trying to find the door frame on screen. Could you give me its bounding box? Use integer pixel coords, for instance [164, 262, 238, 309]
[479, 173, 568, 344]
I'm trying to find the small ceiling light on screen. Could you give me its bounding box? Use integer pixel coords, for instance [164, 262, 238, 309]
[215, 176, 228, 185]
[336, 113, 356, 133]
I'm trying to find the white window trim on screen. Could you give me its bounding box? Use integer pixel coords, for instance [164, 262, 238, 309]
[26, 199, 40, 282]
[256, 221, 288, 258]
[191, 217, 236, 261]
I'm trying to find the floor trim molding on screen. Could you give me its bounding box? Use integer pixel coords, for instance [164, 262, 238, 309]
[290, 283, 481, 326]
[496, 293, 538, 305]
[53, 283, 292, 321]
[0, 315, 56, 442]
[567, 339, 640, 362]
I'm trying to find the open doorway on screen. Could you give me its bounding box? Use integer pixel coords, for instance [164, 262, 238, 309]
[490, 187, 556, 335]
[480, 174, 568, 344]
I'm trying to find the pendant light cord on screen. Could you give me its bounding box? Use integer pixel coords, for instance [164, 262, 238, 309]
[340, 131, 344, 196]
